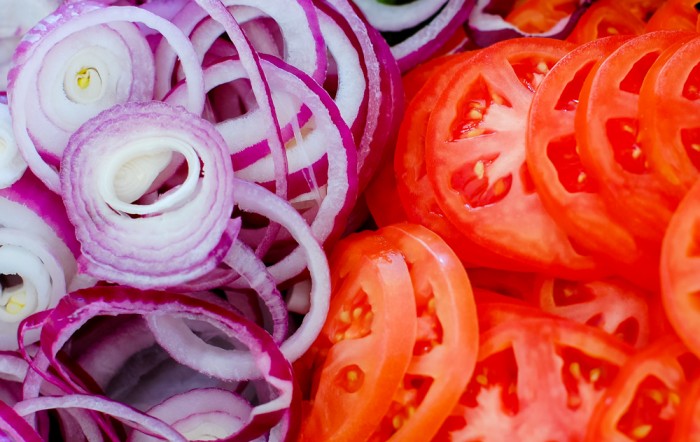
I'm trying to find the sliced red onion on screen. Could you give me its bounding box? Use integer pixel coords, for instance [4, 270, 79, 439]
[0, 102, 26, 189]
[8, 3, 206, 192]
[224, 239, 288, 345]
[467, 0, 593, 48]
[316, 5, 366, 133]
[167, 54, 357, 254]
[60, 101, 235, 289]
[0, 174, 82, 350]
[128, 388, 258, 442]
[231, 178, 330, 362]
[0, 0, 62, 91]
[39, 286, 294, 440]
[319, 0, 402, 190]
[348, 0, 475, 71]
[0, 400, 43, 442]
[14, 395, 186, 442]
[157, 0, 326, 90]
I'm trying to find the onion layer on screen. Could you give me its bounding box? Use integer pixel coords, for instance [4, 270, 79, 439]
[60, 101, 235, 289]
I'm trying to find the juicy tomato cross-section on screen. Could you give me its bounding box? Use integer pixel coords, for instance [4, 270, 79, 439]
[296, 233, 417, 441]
[369, 223, 478, 441]
[435, 316, 633, 441]
[575, 30, 696, 244]
[425, 37, 600, 278]
[585, 336, 700, 441]
[525, 34, 661, 289]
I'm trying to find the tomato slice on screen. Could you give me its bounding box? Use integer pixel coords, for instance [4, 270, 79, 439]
[661, 179, 700, 358]
[576, 30, 696, 244]
[394, 52, 528, 269]
[436, 316, 633, 441]
[364, 158, 408, 228]
[646, 0, 700, 31]
[525, 35, 661, 288]
[527, 276, 652, 348]
[426, 37, 600, 277]
[566, 0, 647, 44]
[504, 0, 580, 33]
[367, 223, 478, 441]
[296, 233, 417, 441]
[467, 267, 537, 300]
[586, 336, 700, 441]
[672, 376, 700, 439]
[639, 35, 700, 199]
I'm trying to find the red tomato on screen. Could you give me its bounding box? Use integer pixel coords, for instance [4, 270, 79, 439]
[505, 0, 580, 33]
[436, 316, 633, 440]
[467, 267, 537, 300]
[586, 336, 700, 441]
[394, 52, 527, 269]
[566, 0, 647, 44]
[576, 31, 695, 244]
[368, 223, 478, 441]
[672, 376, 700, 439]
[364, 158, 408, 228]
[661, 179, 700, 358]
[525, 35, 661, 288]
[527, 276, 652, 348]
[646, 0, 699, 31]
[425, 37, 601, 277]
[639, 35, 700, 199]
[296, 233, 417, 441]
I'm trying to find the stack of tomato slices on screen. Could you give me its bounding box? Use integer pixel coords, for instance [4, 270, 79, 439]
[348, 13, 700, 441]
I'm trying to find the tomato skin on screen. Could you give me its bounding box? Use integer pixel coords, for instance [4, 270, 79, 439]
[425, 37, 601, 278]
[394, 52, 531, 270]
[438, 316, 633, 441]
[297, 233, 417, 442]
[639, 35, 700, 200]
[525, 35, 661, 289]
[672, 376, 700, 439]
[585, 336, 700, 441]
[504, 0, 580, 33]
[566, 0, 647, 44]
[371, 223, 478, 441]
[364, 158, 408, 228]
[575, 30, 695, 245]
[646, 0, 699, 31]
[661, 179, 700, 359]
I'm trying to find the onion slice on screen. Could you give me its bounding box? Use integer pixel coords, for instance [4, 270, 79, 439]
[0, 103, 25, 189]
[8, 3, 206, 192]
[60, 101, 235, 289]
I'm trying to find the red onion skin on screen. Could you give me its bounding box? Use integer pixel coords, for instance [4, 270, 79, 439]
[466, 0, 594, 47]
[35, 286, 294, 440]
[0, 401, 43, 442]
[0, 172, 79, 257]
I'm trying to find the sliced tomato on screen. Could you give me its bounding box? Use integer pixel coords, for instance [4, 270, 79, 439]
[296, 232, 417, 441]
[661, 178, 700, 358]
[566, 0, 647, 44]
[401, 53, 469, 103]
[467, 267, 537, 300]
[527, 276, 652, 348]
[525, 35, 661, 289]
[505, 0, 580, 33]
[436, 316, 633, 441]
[364, 157, 407, 228]
[576, 30, 696, 245]
[586, 336, 700, 441]
[672, 376, 700, 439]
[425, 37, 601, 277]
[394, 52, 528, 270]
[367, 223, 478, 441]
[646, 0, 699, 31]
[639, 35, 700, 199]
